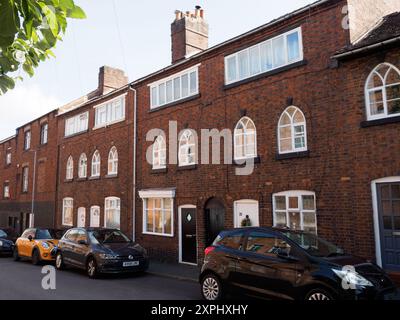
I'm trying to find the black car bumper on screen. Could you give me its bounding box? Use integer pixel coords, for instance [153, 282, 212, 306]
[340, 286, 400, 300]
[0, 245, 14, 255]
[98, 258, 149, 274]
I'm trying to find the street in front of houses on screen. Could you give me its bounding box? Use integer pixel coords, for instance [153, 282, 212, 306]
[0, 258, 200, 300]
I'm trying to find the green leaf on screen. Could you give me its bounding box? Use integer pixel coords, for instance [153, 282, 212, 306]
[67, 5, 86, 19]
[59, 0, 74, 10]
[0, 74, 16, 95]
[0, 0, 19, 40]
[38, 2, 59, 37]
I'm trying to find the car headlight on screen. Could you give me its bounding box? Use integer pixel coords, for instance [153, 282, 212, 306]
[41, 242, 50, 249]
[333, 268, 373, 288]
[0, 240, 3, 246]
[99, 253, 118, 260]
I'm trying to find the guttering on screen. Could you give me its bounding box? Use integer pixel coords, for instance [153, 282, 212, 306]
[332, 36, 400, 60]
[0, 135, 16, 145]
[129, 84, 137, 242]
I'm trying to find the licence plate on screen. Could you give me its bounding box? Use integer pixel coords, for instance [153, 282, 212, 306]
[123, 261, 139, 267]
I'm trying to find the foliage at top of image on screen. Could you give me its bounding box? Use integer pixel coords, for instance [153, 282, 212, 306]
[0, 0, 86, 95]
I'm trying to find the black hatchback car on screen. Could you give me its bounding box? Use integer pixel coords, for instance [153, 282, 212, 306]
[200, 227, 399, 301]
[0, 228, 16, 256]
[55, 228, 149, 278]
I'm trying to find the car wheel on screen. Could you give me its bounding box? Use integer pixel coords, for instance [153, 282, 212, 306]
[13, 246, 20, 261]
[55, 252, 64, 270]
[306, 288, 334, 301]
[201, 274, 223, 301]
[32, 249, 41, 265]
[87, 257, 98, 279]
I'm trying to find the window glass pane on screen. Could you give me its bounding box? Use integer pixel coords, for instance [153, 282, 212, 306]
[274, 212, 287, 228]
[272, 36, 285, 67]
[383, 200, 391, 215]
[294, 136, 306, 149]
[302, 195, 315, 210]
[181, 74, 189, 97]
[238, 50, 249, 80]
[164, 209, 171, 234]
[279, 126, 291, 139]
[368, 73, 383, 89]
[154, 209, 162, 233]
[369, 90, 384, 116]
[190, 71, 197, 94]
[249, 46, 260, 76]
[275, 196, 286, 210]
[387, 98, 400, 115]
[381, 185, 390, 199]
[386, 68, 400, 85]
[394, 217, 400, 230]
[260, 41, 273, 72]
[289, 197, 299, 209]
[393, 200, 400, 216]
[280, 139, 292, 152]
[226, 56, 237, 82]
[151, 87, 157, 107]
[303, 212, 317, 233]
[383, 216, 392, 230]
[217, 233, 243, 250]
[287, 32, 300, 62]
[392, 185, 400, 199]
[386, 84, 400, 101]
[288, 211, 301, 230]
[173, 77, 181, 100]
[158, 83, 166, 106]
[246, 232, 291, 257]
[166, 80, 173, 103]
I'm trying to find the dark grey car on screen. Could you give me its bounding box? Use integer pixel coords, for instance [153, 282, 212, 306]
[55, 228, 149, 278]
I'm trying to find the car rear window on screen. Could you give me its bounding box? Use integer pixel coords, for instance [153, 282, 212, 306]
[0, 230, 7, 238]
[213, 232, 244, 250]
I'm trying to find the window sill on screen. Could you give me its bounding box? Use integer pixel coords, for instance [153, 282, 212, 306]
[224, 60, 308, 90]
[93, 118, 126, 131]
[361, 116, 400, 128]
[64, 179, 74, 183]
[76, 177, 87, 182]
[177, 164, 197, 171]
[276, 150, 310, 160]
[149, 94, 201, 113]
[105, 174, 118, 179]
[89, 176, 101, 181]
[151, 168, 168, 174]
[64, 130, 89, 140]
[142, 232, 174, 238]
[233, 156, 261, 166]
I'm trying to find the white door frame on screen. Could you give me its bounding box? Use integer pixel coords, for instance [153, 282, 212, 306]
[77, 207, 86, 228]
[233, 199, 259, 228]
[178, 205, 197, 266]
[371, 176, 400, 268]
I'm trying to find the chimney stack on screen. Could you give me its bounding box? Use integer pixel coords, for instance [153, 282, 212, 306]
[171, 6, 209, 64]
[98, 66, 128, 95]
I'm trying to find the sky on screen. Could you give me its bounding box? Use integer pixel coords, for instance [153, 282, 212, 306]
[0, 0, 315, 140]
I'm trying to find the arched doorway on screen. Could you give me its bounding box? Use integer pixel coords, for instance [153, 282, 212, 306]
[205, 198, 225, 246]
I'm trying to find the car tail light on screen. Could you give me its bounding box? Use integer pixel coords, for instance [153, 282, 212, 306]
[204, 246, 215, 256]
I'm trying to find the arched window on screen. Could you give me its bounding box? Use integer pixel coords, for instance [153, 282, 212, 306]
[90, 206, 100, 227]
[234, 117, 257, 160]
[365, 63, 400, 120]
[105, 197, 120, 229]
[278, 106, 307, 154]
[66, 156, 74, 180]
[91, 150, 101, 177]
[153, 136, 167, 169]
[179, 130, 196, 167]
[108, 146, 118, 175]
[78, 153, 87, 178]
[62, 197, 74, 226]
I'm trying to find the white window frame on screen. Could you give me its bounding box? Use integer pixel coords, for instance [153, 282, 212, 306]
[78, 153, 88, 178]
[90, 206, 101, 228]
[93, 95, 126, 129]
[104, 197, 121, 229]
[91, 150, 101, 177]
[178, 130, 196, 167]
[3, 182, 10, 199]
[149, 65, 200, 109]
[272, 190, 317, 233]
[65, 112, 89, 137]
[152, 135, 167, 170]
[66, 156, 74, 180]
[225, 27, 303, 85]
[62, 197, 74, 227]
[365, 63, 400, 121]
[22, 166, 29, 192]
[107, 146, 118, 175]
[234, 117, 258, 160]
[278, 106, 308, 154]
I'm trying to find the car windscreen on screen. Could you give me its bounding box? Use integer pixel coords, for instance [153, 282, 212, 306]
[89, 230, 131, 244]
[282, 230, 345, 258]
[36, 229, 63, 240]
[0, 230, 7, 238]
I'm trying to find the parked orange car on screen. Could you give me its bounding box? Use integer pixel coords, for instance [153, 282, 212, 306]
[14, 228, 65, 265]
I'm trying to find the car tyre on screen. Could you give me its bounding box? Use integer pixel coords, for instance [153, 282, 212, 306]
[55, 252, 65, 270]
[201, 274, 223, 301]
[305, 288, 334, 301]
[32, 249, 41, 265]
[87, 257, 98, 279]
[13, 246, 20, 261]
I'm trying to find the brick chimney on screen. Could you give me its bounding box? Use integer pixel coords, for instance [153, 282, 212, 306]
[171, 6, 209, 64]
[98, 66, 128, 95]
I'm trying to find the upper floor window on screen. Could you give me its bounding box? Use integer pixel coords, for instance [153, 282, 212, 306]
[65, 112, 89, 137]
[234, 117, 257, 160]
[5, 150, 11, 165]
[273, 191, 317, 234]
[24, 131, 31, 150]
[22, 166, 29, 192]
[153, 136, 167, 169]
[278, 106, 307, 154]
[150, 66, 199, 109]
[62, 197, 74, 226]
[78, 153, 88, 178]
[108, 147, 118, 175]
[225, 28, 303, 85]
[94, 96, 125, 128]
[105, 197, 120, 229]
[3, 182, 10, 199]
[91, 150, 101, 177]
[66, 156, 74, 180]
[365, 63, 400, 121]
[40, 123, 48, 145]
[178, 130, 196, 167]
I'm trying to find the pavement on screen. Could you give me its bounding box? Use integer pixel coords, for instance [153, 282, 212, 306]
[0, 257, 201, 300]
[147, 260, 200, 283]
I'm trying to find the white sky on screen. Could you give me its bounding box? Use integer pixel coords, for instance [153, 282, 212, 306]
[0, 0, 314, 139]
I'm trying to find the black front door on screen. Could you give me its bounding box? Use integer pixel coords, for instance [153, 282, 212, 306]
[205, 198, 225, 246]
[377, 183, 400, 272]
[181, 208, 197, 264]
